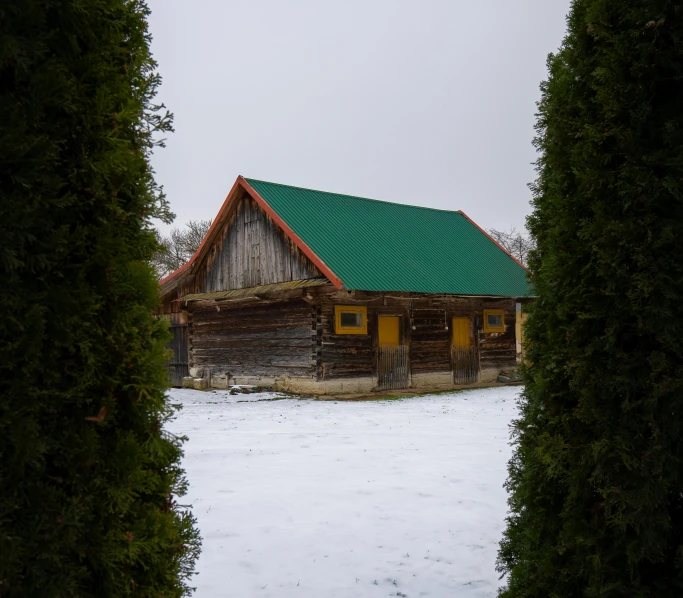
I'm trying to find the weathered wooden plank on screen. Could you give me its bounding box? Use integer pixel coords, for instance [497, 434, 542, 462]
[195, 365, 313, 376]
[192, 352, 310, 365]
[192, 340, 314, 351]
[192, 311, 313, 323]
[191, 345, 312, 356]
[187, 327, 313, 340]
[192, 324, 312, 337]
[193, 311, 312, 323]
[191, 352, 311, 366]
[192, 315, 312, 327]
[192, 333, 313, 345]
[322, 367, 374, 377]
[193, 308, 312, 320]
[320, 336, 374, 346]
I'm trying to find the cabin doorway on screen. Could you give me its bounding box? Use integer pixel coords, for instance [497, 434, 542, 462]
[164, 314, 189, 387]
[377, 316, 409, 390]
[452, 317, 478, 384]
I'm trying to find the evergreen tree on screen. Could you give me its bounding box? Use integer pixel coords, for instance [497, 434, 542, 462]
[498, 1, 683, 596]
[0, 1, 200, 595]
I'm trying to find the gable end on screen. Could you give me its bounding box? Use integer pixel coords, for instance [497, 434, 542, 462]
[195, 192, 323, 293]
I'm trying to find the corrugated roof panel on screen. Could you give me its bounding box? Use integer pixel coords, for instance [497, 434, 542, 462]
[245, 179, 532, 297]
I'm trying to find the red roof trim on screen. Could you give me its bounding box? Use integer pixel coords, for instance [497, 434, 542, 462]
[159, 176, 345, 290]
[157, 259, 190, 287]
[456, 210, 530, 273]
[239, 177, 345, 289]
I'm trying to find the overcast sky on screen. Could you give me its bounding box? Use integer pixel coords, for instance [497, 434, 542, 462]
[147, 0, 570, 235]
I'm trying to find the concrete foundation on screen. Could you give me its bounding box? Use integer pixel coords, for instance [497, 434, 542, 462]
[192, 377, 209, 390]
[205, 375, 377, 395]
[189, 367, 204, 378]
[479, 368, 501, 383]
[209, 373, 230, 389]
[409, 371, 454, 390]
[186, 368, 509, 396]
[230, 376, 278, 388]
[277, 376, 377, 396]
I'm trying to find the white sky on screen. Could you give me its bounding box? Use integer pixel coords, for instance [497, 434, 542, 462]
[147, 0, 570, 235]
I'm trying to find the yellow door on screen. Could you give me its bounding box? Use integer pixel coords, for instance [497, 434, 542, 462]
[378, 316, 400, 346]
[452, 317, 470, 348]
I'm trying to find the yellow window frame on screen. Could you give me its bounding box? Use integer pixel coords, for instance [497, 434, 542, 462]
[335, 305, 368, 335]
[483, 309, 505, 333]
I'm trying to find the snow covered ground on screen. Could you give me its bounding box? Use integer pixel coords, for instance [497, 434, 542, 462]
[166, 386, 520, 598]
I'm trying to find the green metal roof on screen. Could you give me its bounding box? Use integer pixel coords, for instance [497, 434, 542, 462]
[245, 178, 532, 297]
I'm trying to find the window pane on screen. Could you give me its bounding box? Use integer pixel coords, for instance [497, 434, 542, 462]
[340, 312, 362, 327]
[487, 314, 502, 328]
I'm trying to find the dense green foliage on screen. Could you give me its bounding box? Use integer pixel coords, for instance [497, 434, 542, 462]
[0, 1, 199, 595]
[497, 1, 683, 596]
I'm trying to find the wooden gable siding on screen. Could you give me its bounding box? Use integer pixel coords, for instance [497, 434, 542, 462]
[196, 193, 322, 293]
[189, 299, 315, 378]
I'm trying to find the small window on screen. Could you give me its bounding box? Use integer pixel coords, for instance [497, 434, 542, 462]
[335, 305, 367, 335]
[483, 309, 505, 333]
[341, 311, 362, 327]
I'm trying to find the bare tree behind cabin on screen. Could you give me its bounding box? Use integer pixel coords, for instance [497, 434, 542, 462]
[153, 219, 212, 278]
[487, 227, 534, 267]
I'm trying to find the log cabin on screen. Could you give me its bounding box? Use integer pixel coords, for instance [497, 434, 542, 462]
[158, 176, 533, 394]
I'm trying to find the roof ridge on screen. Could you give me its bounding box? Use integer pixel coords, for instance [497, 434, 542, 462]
[243, 177, 466, 215]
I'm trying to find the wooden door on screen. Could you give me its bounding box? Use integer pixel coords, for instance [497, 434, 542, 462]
[452, 317, 470, 349]
[378, 316, 400, 346]
[452, 317, 478, 384]
[377, 316, 408, 389]
[165, 320, 189, 387]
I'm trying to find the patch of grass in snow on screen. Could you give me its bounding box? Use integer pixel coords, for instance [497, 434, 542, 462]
[235, 395, 293, 403]
[365, 389, 467, 401]
[373, 383, 522, 402]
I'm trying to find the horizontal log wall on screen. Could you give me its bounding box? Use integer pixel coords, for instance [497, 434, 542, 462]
[196, 194, 321, 293]
[316, 302, 376, 379]
[478, 299, 518, 372]
[189, 298, 315, 378]
[181, 290, 523, 385]
[317, 293, 520, 380]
